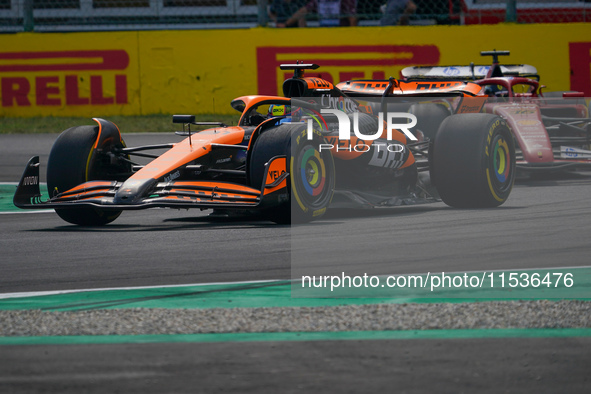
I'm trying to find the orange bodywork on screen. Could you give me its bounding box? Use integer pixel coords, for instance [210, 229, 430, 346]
[336, 80, 482, 97]
[235, 95, 291, 125]
[304, 77, 334, 90]
[264, 157, 288, 194]
[130, 126, 246, 183]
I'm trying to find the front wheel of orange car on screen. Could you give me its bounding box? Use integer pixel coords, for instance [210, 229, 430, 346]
[248, 123, 335, 224]
[47, 124, 130, 225]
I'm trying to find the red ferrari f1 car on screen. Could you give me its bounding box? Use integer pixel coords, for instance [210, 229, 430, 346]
[14, 63, 515, 225]
[400, 50, 591, 174]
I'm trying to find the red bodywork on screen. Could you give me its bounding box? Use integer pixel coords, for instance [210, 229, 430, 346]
[477, 77, 590, 170]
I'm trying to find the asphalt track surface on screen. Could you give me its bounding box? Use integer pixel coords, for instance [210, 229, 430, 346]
[1, 133, 590, 393]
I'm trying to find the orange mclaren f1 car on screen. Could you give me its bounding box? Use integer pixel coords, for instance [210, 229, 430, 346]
[14, 64, 516, 225]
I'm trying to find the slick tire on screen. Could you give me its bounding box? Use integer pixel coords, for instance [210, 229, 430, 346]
[431, 114, 515, 208]
[248, 123, 335, 224]
[47, 125, 128, 225]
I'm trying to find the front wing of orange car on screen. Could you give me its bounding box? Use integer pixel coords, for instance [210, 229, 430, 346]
[14, 156, 288, 211]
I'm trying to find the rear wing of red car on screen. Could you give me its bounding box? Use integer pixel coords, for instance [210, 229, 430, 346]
[400, 50, 539, 82]
[400, 64, 539, 82]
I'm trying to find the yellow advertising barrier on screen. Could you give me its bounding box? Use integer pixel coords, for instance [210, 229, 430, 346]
[0, 23, 589, 117]
[0, 32, 141, 117]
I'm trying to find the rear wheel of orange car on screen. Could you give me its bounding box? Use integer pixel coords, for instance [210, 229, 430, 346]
[47, 124, 130, 225]
[248, 123, 335, 224]
[431, 114, 515, 208]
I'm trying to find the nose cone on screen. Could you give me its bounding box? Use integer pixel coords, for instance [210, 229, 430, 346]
[113, 179, 157, 204]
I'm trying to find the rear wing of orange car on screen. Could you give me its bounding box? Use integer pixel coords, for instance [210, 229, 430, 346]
[337, 78, 483, 97]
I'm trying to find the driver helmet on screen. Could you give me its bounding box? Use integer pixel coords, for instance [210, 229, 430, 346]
[268, 104, 291, 118]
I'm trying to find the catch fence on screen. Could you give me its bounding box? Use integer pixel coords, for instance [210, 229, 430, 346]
[0, 0, 589, 32]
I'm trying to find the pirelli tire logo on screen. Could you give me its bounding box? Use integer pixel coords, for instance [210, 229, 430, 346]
[0, 50, 129, 108]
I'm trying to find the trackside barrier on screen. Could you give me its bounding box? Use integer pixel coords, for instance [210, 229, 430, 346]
[0, 23, 589, 117]
[1, 0, 589, 32]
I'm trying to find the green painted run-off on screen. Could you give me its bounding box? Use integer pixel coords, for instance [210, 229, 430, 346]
[1, 328, 590, 346]
[1, 267, 589, 312]
[0, 184, 48, 212]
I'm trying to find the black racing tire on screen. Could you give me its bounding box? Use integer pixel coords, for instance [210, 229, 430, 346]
[431, 114, 515, 208]
[47, 125, 128, 225]
[408, 103, 450, 142]
[248, 123, 335, 224]
[349, 111, 380, 137]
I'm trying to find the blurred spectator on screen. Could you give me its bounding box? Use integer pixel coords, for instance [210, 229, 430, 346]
[270, 0, 307, 27]
[380, 0, 417, 26]
[285, 0, 358, 27]
[413, 0, 461, 25]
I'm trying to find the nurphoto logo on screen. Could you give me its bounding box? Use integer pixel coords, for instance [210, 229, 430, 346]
[307, 109, 418, 153]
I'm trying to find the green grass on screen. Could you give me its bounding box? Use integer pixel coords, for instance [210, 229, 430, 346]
[0, 114, 241, 134]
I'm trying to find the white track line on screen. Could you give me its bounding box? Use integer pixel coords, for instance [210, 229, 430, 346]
[0, 279, 285, 300]
[1, 266, 589, 301]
